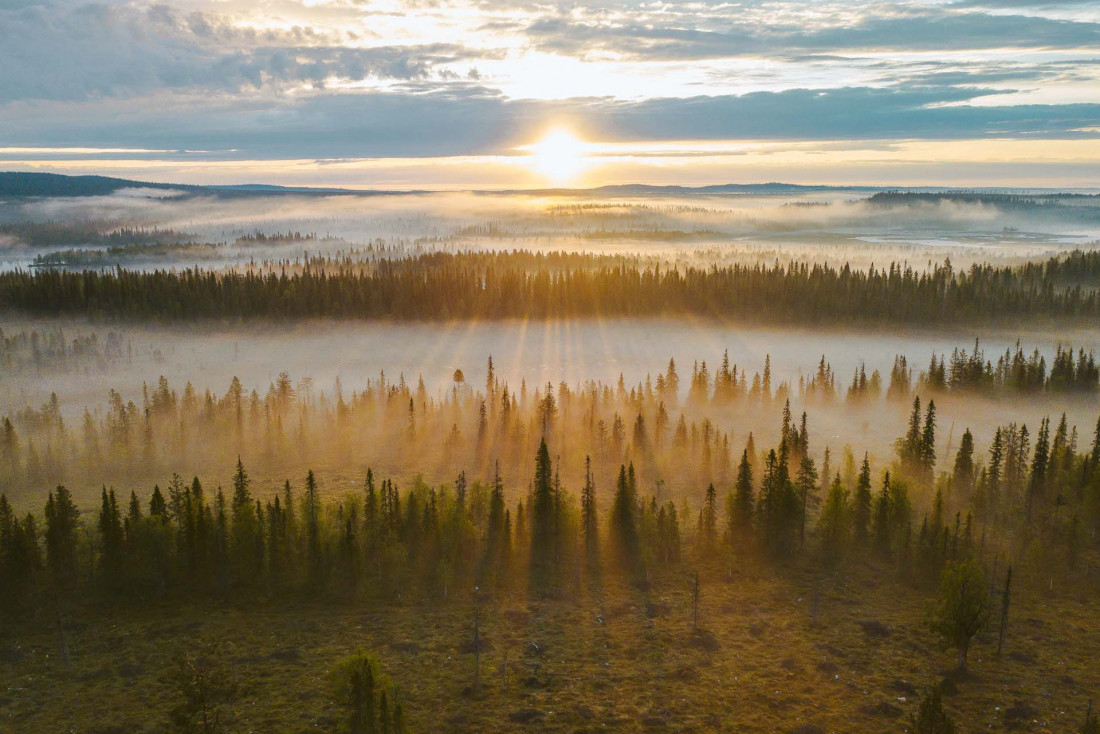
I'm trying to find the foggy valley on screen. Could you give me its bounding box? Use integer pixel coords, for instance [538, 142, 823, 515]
[3, 0, 1100, 727]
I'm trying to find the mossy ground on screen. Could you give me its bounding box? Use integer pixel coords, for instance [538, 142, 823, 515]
[1, 560, 1097, 733]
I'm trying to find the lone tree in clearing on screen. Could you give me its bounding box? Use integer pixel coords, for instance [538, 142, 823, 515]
[330, 648, 404, 734]
[928, 559, 989, 670]
[911, 683, 956, 733]
[168, 643, 238, 734]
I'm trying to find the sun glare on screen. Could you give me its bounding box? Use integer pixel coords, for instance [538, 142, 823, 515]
[525, 128, 589, 185]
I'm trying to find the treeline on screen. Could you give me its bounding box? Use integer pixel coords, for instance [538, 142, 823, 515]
[0, 326, 131, 375]
[3, 395, 1098, 615]
[0, 222, 192, 248]
[3, 250, 1100, 323]
[2, 346, 1096, 504]
[30, 242, 225, 269]
[868, 191, 1100, 210]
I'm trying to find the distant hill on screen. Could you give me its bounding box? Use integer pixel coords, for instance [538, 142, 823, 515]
[0, 172, 876, 200]
[0, 172, 200, 198]
[0, 172, 392, 199]
[3, 171, 1095, 200]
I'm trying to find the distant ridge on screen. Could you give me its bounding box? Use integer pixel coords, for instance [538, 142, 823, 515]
[0, 172, 882, 199]
[0, 172, 199, 198]
[1, 171, 1095, 199]
[0, 172, 395, 199]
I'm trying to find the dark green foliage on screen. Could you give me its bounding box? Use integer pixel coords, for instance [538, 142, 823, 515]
[757, 446, 800, 556]
[818, 474, 849, 566]
[853, 455, 872, 546]
[610, 464, 644, 584]
[5, 250, 1100, 325]
[911, 683, 956, 734]
[168, 643, 238, 734]
[45, 485, 80, 592]
[952, 429, 975, 499]
[581, 456, 599, 571]
[729, 450, 754, 540]
[1082, 702, 1099, 734]
[928, 560, 989, 670]
[529, 439, 557, 595]
[330, 649, 404, 734]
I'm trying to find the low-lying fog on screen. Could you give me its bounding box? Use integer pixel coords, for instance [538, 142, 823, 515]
[2, 188, 1097, 272]
[3, 317, 1098, 488]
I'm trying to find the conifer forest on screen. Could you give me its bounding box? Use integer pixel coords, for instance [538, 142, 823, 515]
[2, 181, 1100, 734]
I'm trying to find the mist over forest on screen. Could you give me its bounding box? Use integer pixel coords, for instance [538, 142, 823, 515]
[3, 176, 1100, 732]
[2, 182, 1098, 274]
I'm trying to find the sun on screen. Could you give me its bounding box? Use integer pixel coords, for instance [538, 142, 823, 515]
[523, 128, 589, 185]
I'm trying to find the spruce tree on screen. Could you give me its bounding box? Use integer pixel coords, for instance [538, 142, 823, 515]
[581, 456, 599, 570]
[45, 485, 80, 592]
[730, 450, 754, 539]
[529, 440, 556, 595]
[610, 463, 643, 584]
[853, 455, 872, 546]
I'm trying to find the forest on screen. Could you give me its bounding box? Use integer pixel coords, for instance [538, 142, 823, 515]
[2, 347, 1100, 731]
[2, 181, 1100, 733]
[3, 249, 1100, 324]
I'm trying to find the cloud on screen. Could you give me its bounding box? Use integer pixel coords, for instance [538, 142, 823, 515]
[1, 0, 1098, 168]
[524, 9, 1100, 61]
[1, 84, 1097, 161]
[0, 2, 489, 102]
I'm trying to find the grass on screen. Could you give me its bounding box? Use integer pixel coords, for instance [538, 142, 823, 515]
[1, 559, 1097, 733]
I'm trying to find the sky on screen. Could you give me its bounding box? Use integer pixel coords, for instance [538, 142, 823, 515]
[1, 0, 1099, 189]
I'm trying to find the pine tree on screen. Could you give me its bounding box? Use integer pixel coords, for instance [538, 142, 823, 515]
[483, 462, 508, 588]
[305, 469, 321, 585]
[911, 683, 956, 733]
[230, 457, 259, 586]
[853, 455, 872, 546]
[952, 429, 975, 499]
[45, 485, 80, 592]
[818, 474, 850, 566]
[529, 440, 556, 595]
[796, 455, 818, 549]
[920, 400, 938, 483]
[610, 463, 643, 584]
[98, 487, 124, 588]
[929, 559, 989, 670]
[730, 449, 754, 539]
[1026, 417, 1050, 525]
[872, 472, 893, 557]
[581, 456, 599, 570]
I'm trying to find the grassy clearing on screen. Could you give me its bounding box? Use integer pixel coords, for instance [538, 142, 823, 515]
[2, 560, 1096, 733]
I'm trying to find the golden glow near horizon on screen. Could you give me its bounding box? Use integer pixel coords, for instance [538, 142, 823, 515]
[2, 0, 1100, 188]
[522, 128, 590, 185]
[5, 137, 1100, 190]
